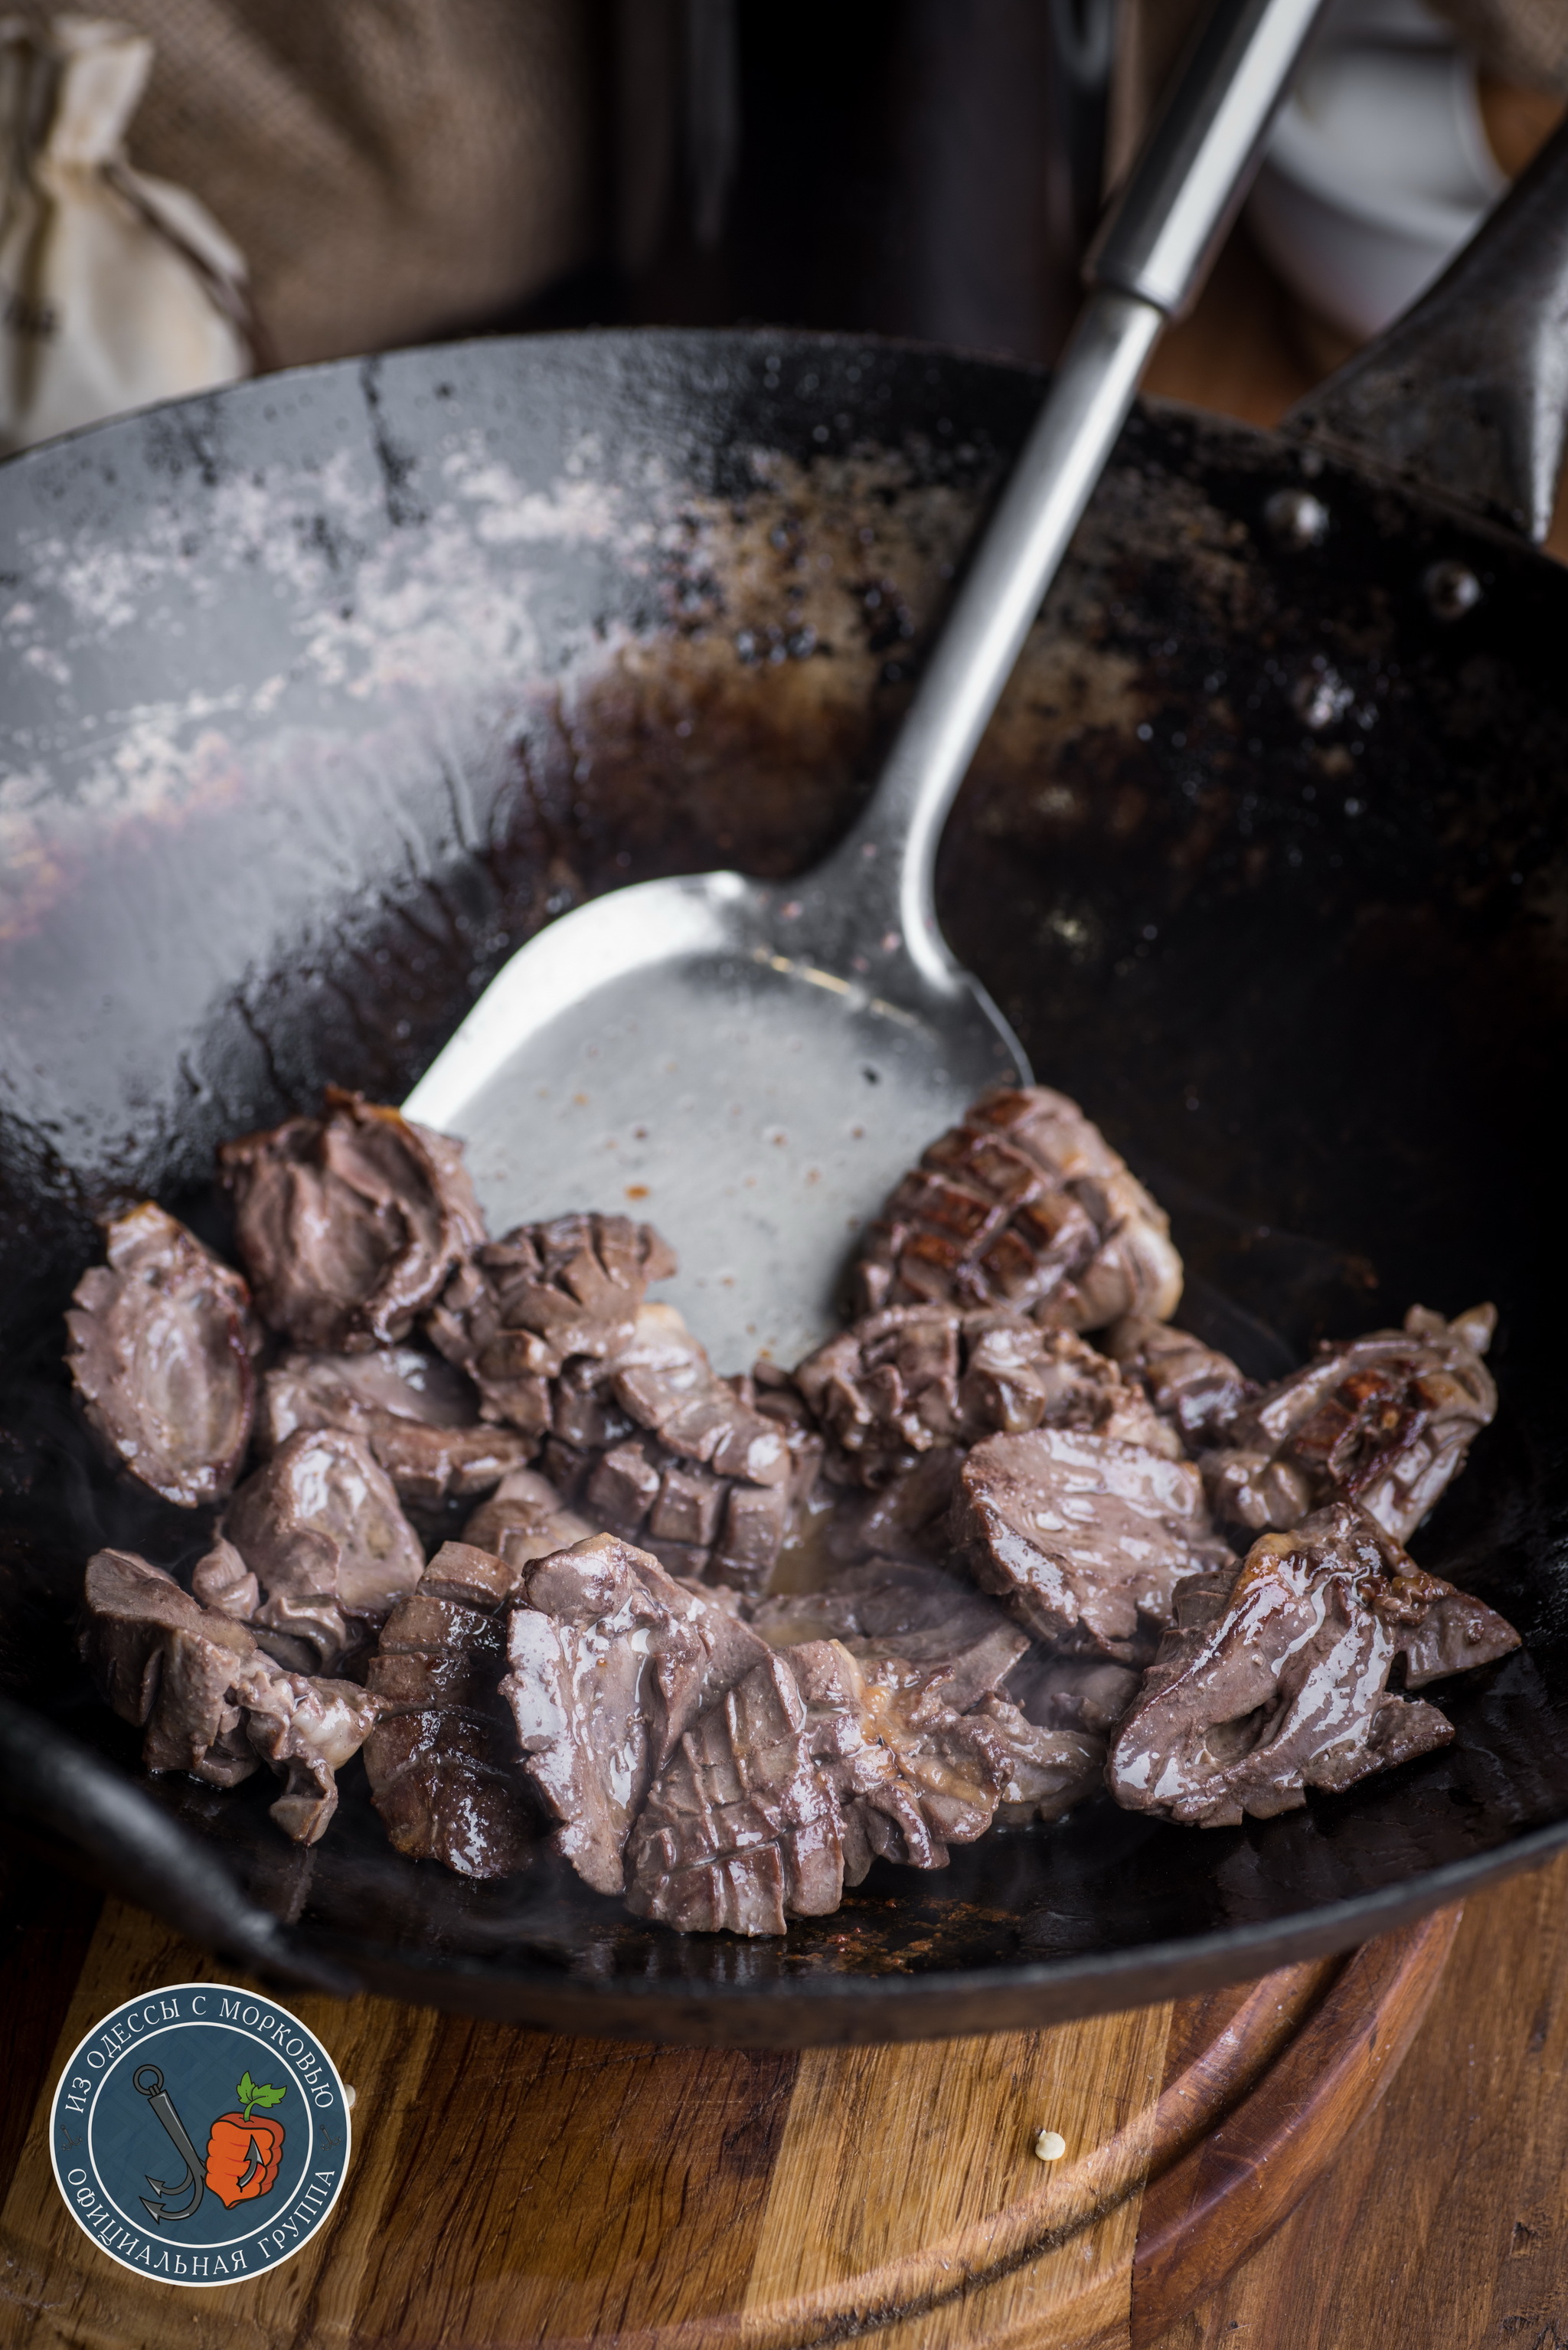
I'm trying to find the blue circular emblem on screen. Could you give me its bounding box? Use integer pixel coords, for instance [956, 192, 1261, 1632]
[49, 1982, 351, 2286]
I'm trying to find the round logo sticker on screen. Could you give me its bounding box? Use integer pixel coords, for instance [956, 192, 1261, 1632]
[49, 1982, 351, 2286]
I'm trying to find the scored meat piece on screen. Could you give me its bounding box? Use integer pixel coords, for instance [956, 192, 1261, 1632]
[579, 1430, 789, 1593]
[66, 1202, 263, 1508]
[793, 1306, 1178, 1490]
[224, 1427, 426, 1675]
[257, 1344, 533, 1505]
[462, 1466, 594, 1568]
[1104, 1316, 1255, 1453]
[852, 1085, 1184, 1332]
[220, 1088, 486, 1355]
[954, 1427, 1235, 1663]
[605, 1305, 790, 1486]
[1204, 1304, 1498, 1544]
[1106, 1502, 1521, 1827]
[80, 1548, 377, 1843]
[751, 1559, 1028, 1710]
[428, 1214, 676, 1435]
[363, 1541, 537, 1878]
[501, 1534, 770, 1894]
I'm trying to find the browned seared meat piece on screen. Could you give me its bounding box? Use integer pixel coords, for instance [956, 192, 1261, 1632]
[605, 1305, 789, 1486]
[852, 1085, 1183, 1332]
[258, 1344, 532, 1505]
[954, 1427, 1234, 1663]
[363, 1541, 536, 1878]
[66, 1202, 262, 1508]
[1204, 1304, 1498, 1545]
[626, 1633, 1029, 1934]
[190, 1535, 260, 1621]
[428, 1214, 676, 1435]
[224, 1428, 425, 1674]
[965, 1695, 1105, 1823]
[1105, 1316, 1256, 1453]
[501, 1534, 770, 1894]
[625, 1649, 847, 1935]
[795, 1306, 1178, 1489]
[461, 1466, 593, 1568]
[220, 1088, 485, 1354]
[80, 1548, 377, 1844]
[578, 1430, 789, 1593]
[751, 1560, 1027, 1710]
[1107, 1503, 1520, 1826]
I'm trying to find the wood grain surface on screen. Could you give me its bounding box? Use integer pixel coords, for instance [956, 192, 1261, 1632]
[0, 1845, 1459, 2350]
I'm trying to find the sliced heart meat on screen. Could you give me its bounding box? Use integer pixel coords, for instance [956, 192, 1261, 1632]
[363, 1540, 537, 1878]
[223, 1427, 426, 1674]
[428, 1213, 676, 1435]
[1106, 1501, 1520, 1826]
[1104, 1316, 1256, 1453]
[258, 1343, 532, 1505]
[80, 1548, 378, 1843]
[66, 1202, 263, 1507]
[751, 1558, 1028, 1711]
[220, 1087, 486, 1353]
[461, 1466, 594, 1568]
[1204, 1304, 1498, 1544]
[954, 1426, 1235, 1662]
[851, 1085, 1183, 1331]
[501, 1533, 771, 1894]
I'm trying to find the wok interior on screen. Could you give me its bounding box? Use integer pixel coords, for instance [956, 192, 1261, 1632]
[2, 332, 1566, 2031]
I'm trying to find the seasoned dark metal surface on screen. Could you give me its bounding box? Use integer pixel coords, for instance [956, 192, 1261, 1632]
[2, 329, 1566, 2041]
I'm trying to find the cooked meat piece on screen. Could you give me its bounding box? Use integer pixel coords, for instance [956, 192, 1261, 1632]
[224, 1427, 426, 1674]
[427, 1214, 676, 1433]
[80, 1548, 377, 1843]
[363, 1540, 536, 1878]
[1106, 1502, 1519, 1827]
[812, 1447, 968, 1575]
[1105, 1316, 1256, 1452]
[1207, 1304, 1499, 1544]
[461, 1466, 594, 1568]
[954, 1427, 1234, 1662]
[220, 1088, 486, 1354]
[624, 1649, 847, 1934]
[501, 1534, 770, 1894]
[606, 1305, 789, 1486]
[752, 1560, 1028, 1710]
[258, 1344, 532, 1504]
[794, 1306, 1178, 1489]
[575, 1427, 791, 1594]
[190, 1535, 260, 1622]
[65, 1202, 262, 1508]
[852, 1085, 1183, 1331]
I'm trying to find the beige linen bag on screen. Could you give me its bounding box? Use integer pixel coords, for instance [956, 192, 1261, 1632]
[0, 11, 249, 453]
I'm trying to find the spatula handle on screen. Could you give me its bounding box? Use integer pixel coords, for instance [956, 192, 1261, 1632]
[831, 0, 1325, 985]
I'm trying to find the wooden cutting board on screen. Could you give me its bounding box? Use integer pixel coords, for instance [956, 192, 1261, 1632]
[0, 1873, 1458, 2350]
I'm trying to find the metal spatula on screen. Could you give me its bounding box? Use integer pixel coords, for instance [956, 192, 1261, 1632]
[405, 0, 1324, 1371]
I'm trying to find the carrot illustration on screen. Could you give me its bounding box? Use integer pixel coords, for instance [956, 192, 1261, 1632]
[204, 2072, 286, 2208]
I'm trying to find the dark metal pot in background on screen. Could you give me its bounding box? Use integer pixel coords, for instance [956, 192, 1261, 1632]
[2, 130, 1567, 2044]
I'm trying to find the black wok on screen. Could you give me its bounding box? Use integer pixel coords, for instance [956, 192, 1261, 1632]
[4, 135, 1568, 2047]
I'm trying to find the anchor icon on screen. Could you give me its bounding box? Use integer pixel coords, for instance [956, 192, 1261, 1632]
[132, 2064, 206, 2224]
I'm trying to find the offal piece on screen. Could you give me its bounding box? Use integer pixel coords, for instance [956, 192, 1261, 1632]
[604, 1304, 789, 1486]
[955, 1426, 1234, 1662]
[428, 1214, 676, 1434]
[1105, 1316, 1255, 1453]
[751, 1559, 1028, 1711]
[364, 1541, 536, 1878]
[220, 1087, 486, 1354]
[1106, 1502, 1521, 1827]
[579, 1430, 789, 1593]
[80, 1548, 377, 1843]
[793, 1306, 1178, 1489]
[258, 1344, 532, 1505]
[224, 1427, 426, 1675]
[1001, 1649, 1142, 1740]
[462, 1466, 593, 1568]
[1205, 1305, 1498, 1544]
[852, 1086, 1183, 1332]
[66, 1202, 262, 1508]
[501, 1533, 770, 1894]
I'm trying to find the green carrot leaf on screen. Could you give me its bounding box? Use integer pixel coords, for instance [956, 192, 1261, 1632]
[236, 2072, 256, 2107]
[249, 2082, 286, 2110]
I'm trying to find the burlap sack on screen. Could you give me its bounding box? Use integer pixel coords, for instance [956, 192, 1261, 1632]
[0, 13, 249, 453]
[5, 0, 598, 370]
